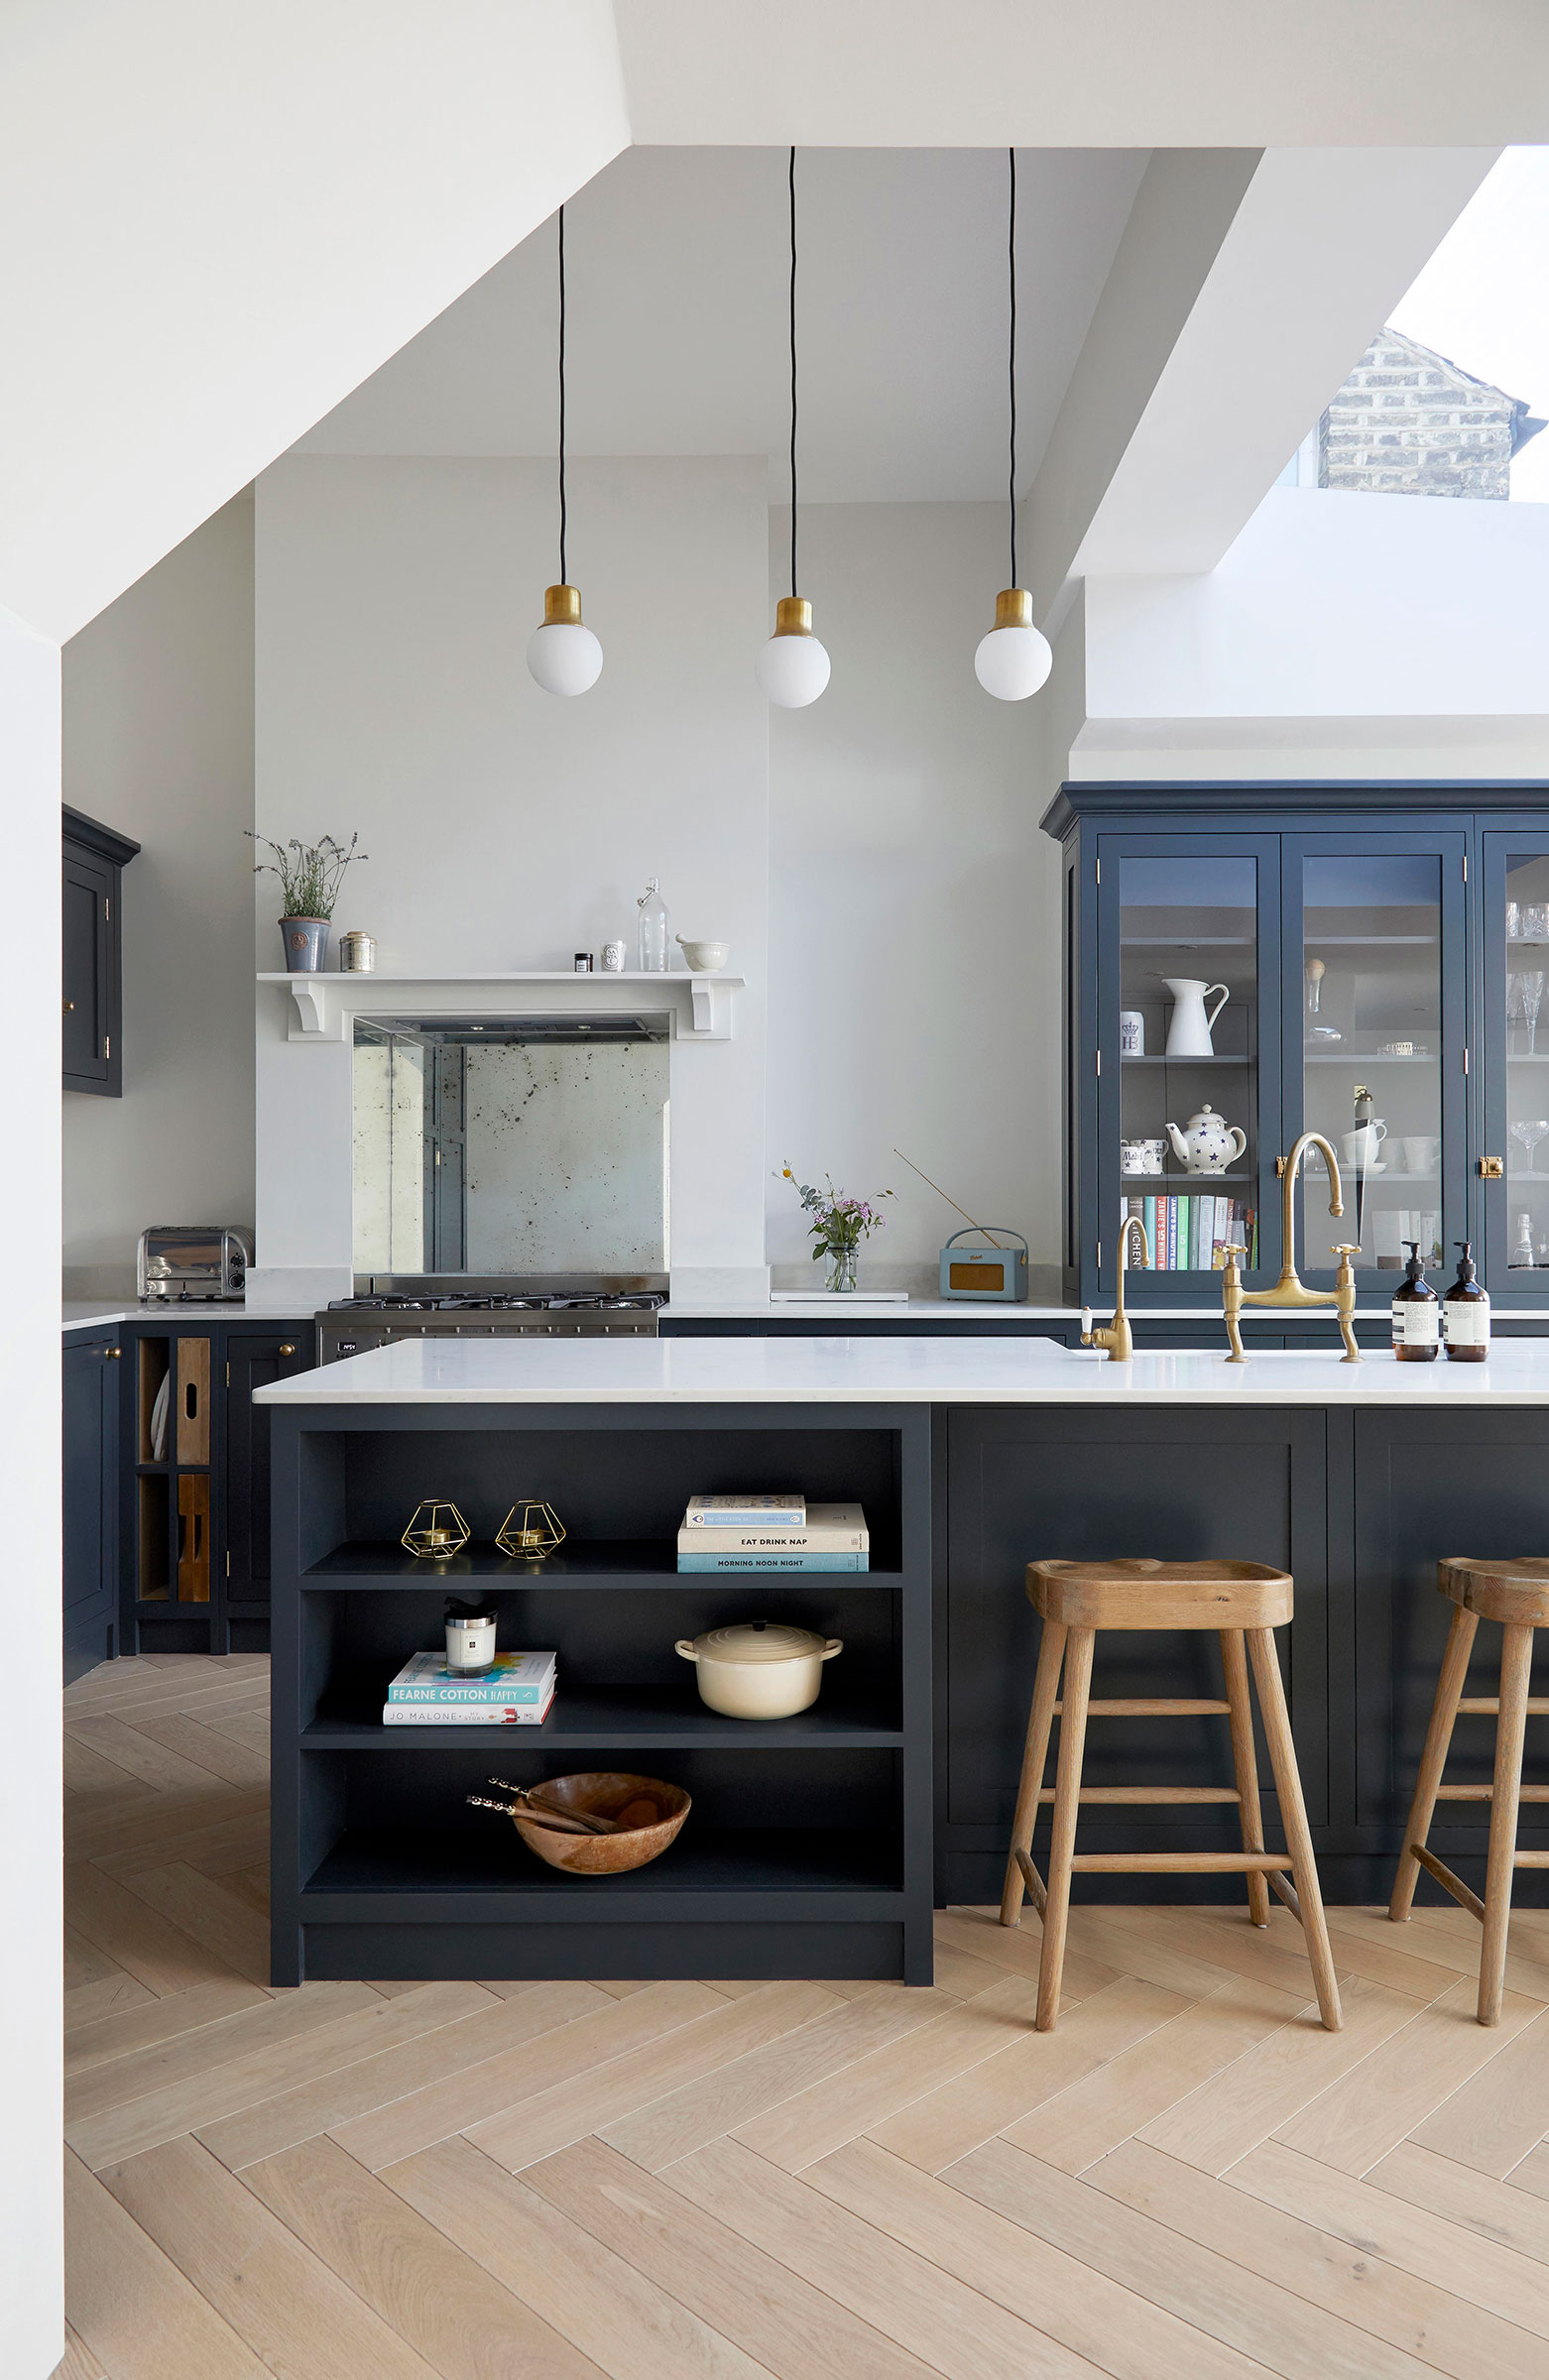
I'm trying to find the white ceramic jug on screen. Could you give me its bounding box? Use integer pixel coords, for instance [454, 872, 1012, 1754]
[1166, 1106, 1248, 1176]
[1163, 977, 1230, 1057]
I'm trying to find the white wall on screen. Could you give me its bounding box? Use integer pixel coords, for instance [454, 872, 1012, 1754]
[62, 500, 256, 1296]
[766, 503, 1060, 1284]
[1083, 485, 1549, 743]
[0, 608, 62, 2378]
[253, 453, 770, 1305]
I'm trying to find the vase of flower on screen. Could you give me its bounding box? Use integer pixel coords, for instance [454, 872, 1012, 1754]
[826, 1245, 858, 1294]
[247, 831, 368, 973]
[779, 1165, 894, 1295]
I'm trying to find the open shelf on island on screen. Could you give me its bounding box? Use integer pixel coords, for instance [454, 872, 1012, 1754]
[302, 1538, 896, 1587]
[303, 1681, 903, 1749]
[301, 1825, 902, 1904]
[1121, 1054, 1251, 1066]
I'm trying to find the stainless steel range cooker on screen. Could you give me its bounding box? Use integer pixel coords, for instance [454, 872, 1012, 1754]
[316, 1275, 667, 1363]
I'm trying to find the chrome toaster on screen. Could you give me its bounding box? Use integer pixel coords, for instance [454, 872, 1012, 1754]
[137, 1226, 254, 1302]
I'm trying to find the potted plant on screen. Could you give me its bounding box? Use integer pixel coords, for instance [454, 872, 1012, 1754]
[779, 1164, 894, 1293]
[248, 832, 367, 972]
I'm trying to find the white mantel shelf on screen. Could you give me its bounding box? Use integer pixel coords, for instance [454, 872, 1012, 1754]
[257, 970, 744, 1042]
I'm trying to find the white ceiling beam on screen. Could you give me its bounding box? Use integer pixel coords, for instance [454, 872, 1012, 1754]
[1029, 145, 1498, 618]
[0, 1, 631, 643]
[615, 1, 1549, 147]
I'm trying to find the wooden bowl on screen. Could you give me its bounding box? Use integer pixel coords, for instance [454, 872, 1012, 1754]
[511, 1771, 690, 1875]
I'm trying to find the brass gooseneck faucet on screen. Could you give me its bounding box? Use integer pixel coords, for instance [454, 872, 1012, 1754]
[1222, 1131, 1362, 1364]
[1082, 1213, 1151, 1361]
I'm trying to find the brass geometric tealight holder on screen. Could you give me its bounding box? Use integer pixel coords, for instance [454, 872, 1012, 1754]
[496, 1499, 566, 1558]
[401, 1501, 471, 1561]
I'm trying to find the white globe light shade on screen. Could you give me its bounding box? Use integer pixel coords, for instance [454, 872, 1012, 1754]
[527, 586, 602, 697]
[756, 597, 830, 708]
[527, 619, 603, 697]
[757, 631, 830, 709]
[974, 588, 1051, 702]
[975, 622, 1052, 702]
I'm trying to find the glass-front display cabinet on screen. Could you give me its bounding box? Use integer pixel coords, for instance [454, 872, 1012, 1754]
[1484, 833, 1549, 1302]
[1045, 784, 1530, 1313]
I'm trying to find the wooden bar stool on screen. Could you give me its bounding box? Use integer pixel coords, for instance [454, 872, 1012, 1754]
[1390, 1557, 1549, 2025]
[1001, 1557, 1342, 2033]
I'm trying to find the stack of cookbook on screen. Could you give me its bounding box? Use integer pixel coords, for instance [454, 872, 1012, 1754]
[677, 1492, 869, 1573]
[382, 1649, 556, 1726]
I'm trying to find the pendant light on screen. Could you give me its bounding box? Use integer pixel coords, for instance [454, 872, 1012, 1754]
[757, 148, 830, 709]
[975, 151, 1052, 703]
[527, 206, 603, 697]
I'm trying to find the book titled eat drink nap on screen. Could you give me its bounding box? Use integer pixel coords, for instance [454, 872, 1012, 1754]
[677, 1503, 868, 1572]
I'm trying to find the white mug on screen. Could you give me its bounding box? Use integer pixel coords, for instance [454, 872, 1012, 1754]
[1120, 1010, 1144, 1057]
[1401, 1135, 1439, 1173]
[1341, 1122, 1388, 1167]
[601, 940, 627, 973]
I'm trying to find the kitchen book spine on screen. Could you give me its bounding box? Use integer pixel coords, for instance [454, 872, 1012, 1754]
[1143, 1194, 1156, 1266]
[1168, 1199, 1178, 1271]
[676, 1550, 870, 1573]
[684, 1494, 805, 1528]
[381, 1691, 555, 1726]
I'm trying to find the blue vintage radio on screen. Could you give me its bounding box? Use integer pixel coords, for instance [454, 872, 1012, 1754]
[939, 1228, 1029, 1302]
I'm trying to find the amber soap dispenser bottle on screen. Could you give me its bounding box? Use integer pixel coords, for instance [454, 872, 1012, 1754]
[1391, 1240, 1439, 1362]
[1443, 1239, 1490, 1363]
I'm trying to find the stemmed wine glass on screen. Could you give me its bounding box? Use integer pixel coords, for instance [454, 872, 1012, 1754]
[1520, 970, 1547, 1056]
[1510, 1119, 1549, 1176]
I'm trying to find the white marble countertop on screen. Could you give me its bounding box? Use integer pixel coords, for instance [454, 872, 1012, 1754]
[62, 1299, 253, 1332]
[253, 1332, 1549, 1407]
[664, 1294, 1549, 1326]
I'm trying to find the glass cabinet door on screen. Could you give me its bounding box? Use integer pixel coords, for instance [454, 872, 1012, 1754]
[1482, 834, 1549, 1299]
[1097, 837, 1279, 1304]
[1283, 837, 1466, 1297]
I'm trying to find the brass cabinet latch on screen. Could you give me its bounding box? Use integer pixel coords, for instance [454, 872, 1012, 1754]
[1480, 1154, 1504, 1179]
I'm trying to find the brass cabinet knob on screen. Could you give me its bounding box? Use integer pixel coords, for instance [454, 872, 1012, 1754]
[279, 1342, 297, 1357]
[62, 999, 75, 1012]
[104, 1346, 121, 1359]
[1480, 1155, 1504, 1179]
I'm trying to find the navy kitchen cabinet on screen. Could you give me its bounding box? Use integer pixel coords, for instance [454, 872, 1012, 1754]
[62, 807, 139, 1098]
[225, 1328, 315, 1643]
[1044, 781, 1549, 1313]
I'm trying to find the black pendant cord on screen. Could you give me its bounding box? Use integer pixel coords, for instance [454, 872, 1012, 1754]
[788, 144, 798, 600]
[1008, 147, 1017, 589]
[557, 205, 567, 586]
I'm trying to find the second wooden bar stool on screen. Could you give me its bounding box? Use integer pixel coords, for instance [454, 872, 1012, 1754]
[1001, 1557, 1343, 2033]
[1390, 1556, 1549, 2025]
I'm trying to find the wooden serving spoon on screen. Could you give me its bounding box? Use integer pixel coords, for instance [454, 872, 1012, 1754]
[466, 1792, 600, 1838]
[486, 1778, 622, 1836]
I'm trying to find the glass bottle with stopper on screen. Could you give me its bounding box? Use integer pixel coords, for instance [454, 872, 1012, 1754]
[637, 879, 669, 973]
[1442, 1241, 1489, 1364]
[1390, 1240, 1439, 1363]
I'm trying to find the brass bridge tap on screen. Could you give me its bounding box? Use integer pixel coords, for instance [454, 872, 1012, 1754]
[1221, 1131, 1363, 1365]
[1082, 1213, 1151, 1362]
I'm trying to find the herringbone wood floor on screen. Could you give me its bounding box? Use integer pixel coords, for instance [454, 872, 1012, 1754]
[56, 1655, 1549, 2379]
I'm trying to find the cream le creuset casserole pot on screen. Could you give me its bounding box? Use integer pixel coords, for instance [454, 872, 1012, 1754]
[674, 1621, 843, 1719]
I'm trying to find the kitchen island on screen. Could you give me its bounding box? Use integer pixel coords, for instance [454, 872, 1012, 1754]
[259, 1335, 1549, 1985]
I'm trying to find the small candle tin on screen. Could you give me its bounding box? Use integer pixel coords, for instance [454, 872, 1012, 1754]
[445, 1596, 498, 1677]
[338, 930, 376, 973]
[574, 951, 594, 973]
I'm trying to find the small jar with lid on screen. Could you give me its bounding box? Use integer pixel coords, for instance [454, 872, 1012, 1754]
[1442, 1240, 1490, 1363]
[1390, 1240, 1439, 1363]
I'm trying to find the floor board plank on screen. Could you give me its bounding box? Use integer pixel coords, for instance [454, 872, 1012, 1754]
[63, 2148, 267, 2380]
[1369, 2138, 1549, 2267]
[1090, 2136, 1543, 2380]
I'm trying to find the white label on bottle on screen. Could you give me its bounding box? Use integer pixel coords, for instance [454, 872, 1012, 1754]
[1443, 1300, 1490, 1347]
[1391, 1299, 1439, 1348]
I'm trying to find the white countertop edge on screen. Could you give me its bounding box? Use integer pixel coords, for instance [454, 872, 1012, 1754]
[253, 1334, 1549, 1407]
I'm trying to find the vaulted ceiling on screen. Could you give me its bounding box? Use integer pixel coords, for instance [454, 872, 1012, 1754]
[297, 146, 1147, 504]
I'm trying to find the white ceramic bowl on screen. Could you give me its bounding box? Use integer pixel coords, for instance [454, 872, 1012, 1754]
[675, 1621, 842, 1719]
[675, 936, 729, 972]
